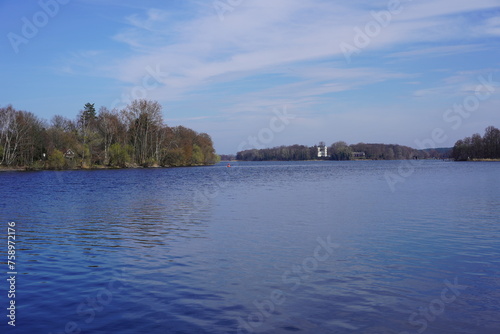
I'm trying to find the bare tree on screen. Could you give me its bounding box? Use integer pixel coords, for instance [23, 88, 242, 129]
[123, 99, 163, 165]
[0, 105, 45, 166]
[98, 107, 123, 165]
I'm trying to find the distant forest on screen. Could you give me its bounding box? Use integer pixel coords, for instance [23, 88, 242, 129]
[451, 126, 500, 161]
[0, 100, 219, 169]
[237, 142, 450, 161]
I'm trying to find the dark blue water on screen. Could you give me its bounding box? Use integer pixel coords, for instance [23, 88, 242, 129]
[1, 161, 499, 333]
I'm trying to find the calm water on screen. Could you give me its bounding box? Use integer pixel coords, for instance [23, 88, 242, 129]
[1, 161, 499, 334]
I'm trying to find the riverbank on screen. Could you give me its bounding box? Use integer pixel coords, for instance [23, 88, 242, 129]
[0, 163, 215, 172]
[0, 167, 27, 172]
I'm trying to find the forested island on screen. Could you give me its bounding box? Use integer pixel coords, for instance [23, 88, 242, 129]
[236, 142, 450, 161]
[451, 126, 500, 161]
[0, 100, 219, 170]
[236, 125, 500, 162]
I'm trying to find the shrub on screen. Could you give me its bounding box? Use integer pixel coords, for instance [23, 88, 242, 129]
[48, 150, 65, 169]
[109, 143, 131, 167]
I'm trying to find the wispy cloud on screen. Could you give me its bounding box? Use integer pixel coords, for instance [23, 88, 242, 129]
[481, 16, 500, 35]
[90, 0, 496, 100]
[40, 0, 500, 151]
[413, 69, 500, 98]
[387, 44, 490, 59]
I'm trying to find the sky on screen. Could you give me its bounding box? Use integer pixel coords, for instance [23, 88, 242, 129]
[1, 0, 500, 154]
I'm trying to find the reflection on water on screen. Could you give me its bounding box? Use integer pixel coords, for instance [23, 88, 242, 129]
[1, 161, 499, 333]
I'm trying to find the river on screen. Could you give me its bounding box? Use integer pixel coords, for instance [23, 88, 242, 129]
[0, 160, 499, 333]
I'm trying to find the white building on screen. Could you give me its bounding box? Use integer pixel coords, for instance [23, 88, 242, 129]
[317, 144, 328, 158]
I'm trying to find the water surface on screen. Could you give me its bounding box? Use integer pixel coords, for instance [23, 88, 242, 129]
[1, 161, 499, 333]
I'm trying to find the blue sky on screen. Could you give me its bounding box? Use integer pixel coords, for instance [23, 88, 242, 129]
[1, 0, 500, 154]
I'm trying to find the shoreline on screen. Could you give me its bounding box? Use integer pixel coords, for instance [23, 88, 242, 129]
[0, 163, 215, 172]
[2, 159, 498, 172]
[469, 159, 500, 162]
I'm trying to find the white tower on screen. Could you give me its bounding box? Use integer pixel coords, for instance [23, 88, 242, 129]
[317, 143, 328, 158]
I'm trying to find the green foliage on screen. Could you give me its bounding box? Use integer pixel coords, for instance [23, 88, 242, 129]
[48, 150, 65, 169]
[82, 103, 96, 122]
[80, 144, 91, 167]
[204, 149, 220, 164]
[109, 143, 131, 167]
[161, 148, 184, 167]
[330, 141, 352, 161]
[192, 144, 204, 165]
[31, 160, 45, 170]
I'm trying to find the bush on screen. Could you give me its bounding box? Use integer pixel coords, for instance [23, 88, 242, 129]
[48, 150, 65, 169]
[109, 143, 131, 167]
[192, 144, 204, 165]
[161, 148, 184, 167]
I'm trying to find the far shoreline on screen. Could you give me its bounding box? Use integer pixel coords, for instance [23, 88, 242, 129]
[468, 159, 500, 162]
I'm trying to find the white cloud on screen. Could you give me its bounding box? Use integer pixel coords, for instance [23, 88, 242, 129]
[103, 0, 497, 97]
[56, 0, 500, 152]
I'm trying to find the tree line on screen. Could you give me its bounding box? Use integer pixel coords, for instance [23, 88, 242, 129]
[236, 142, 449, 161]
[0, 100, 219, 169]
[451, 126, 500, 161]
